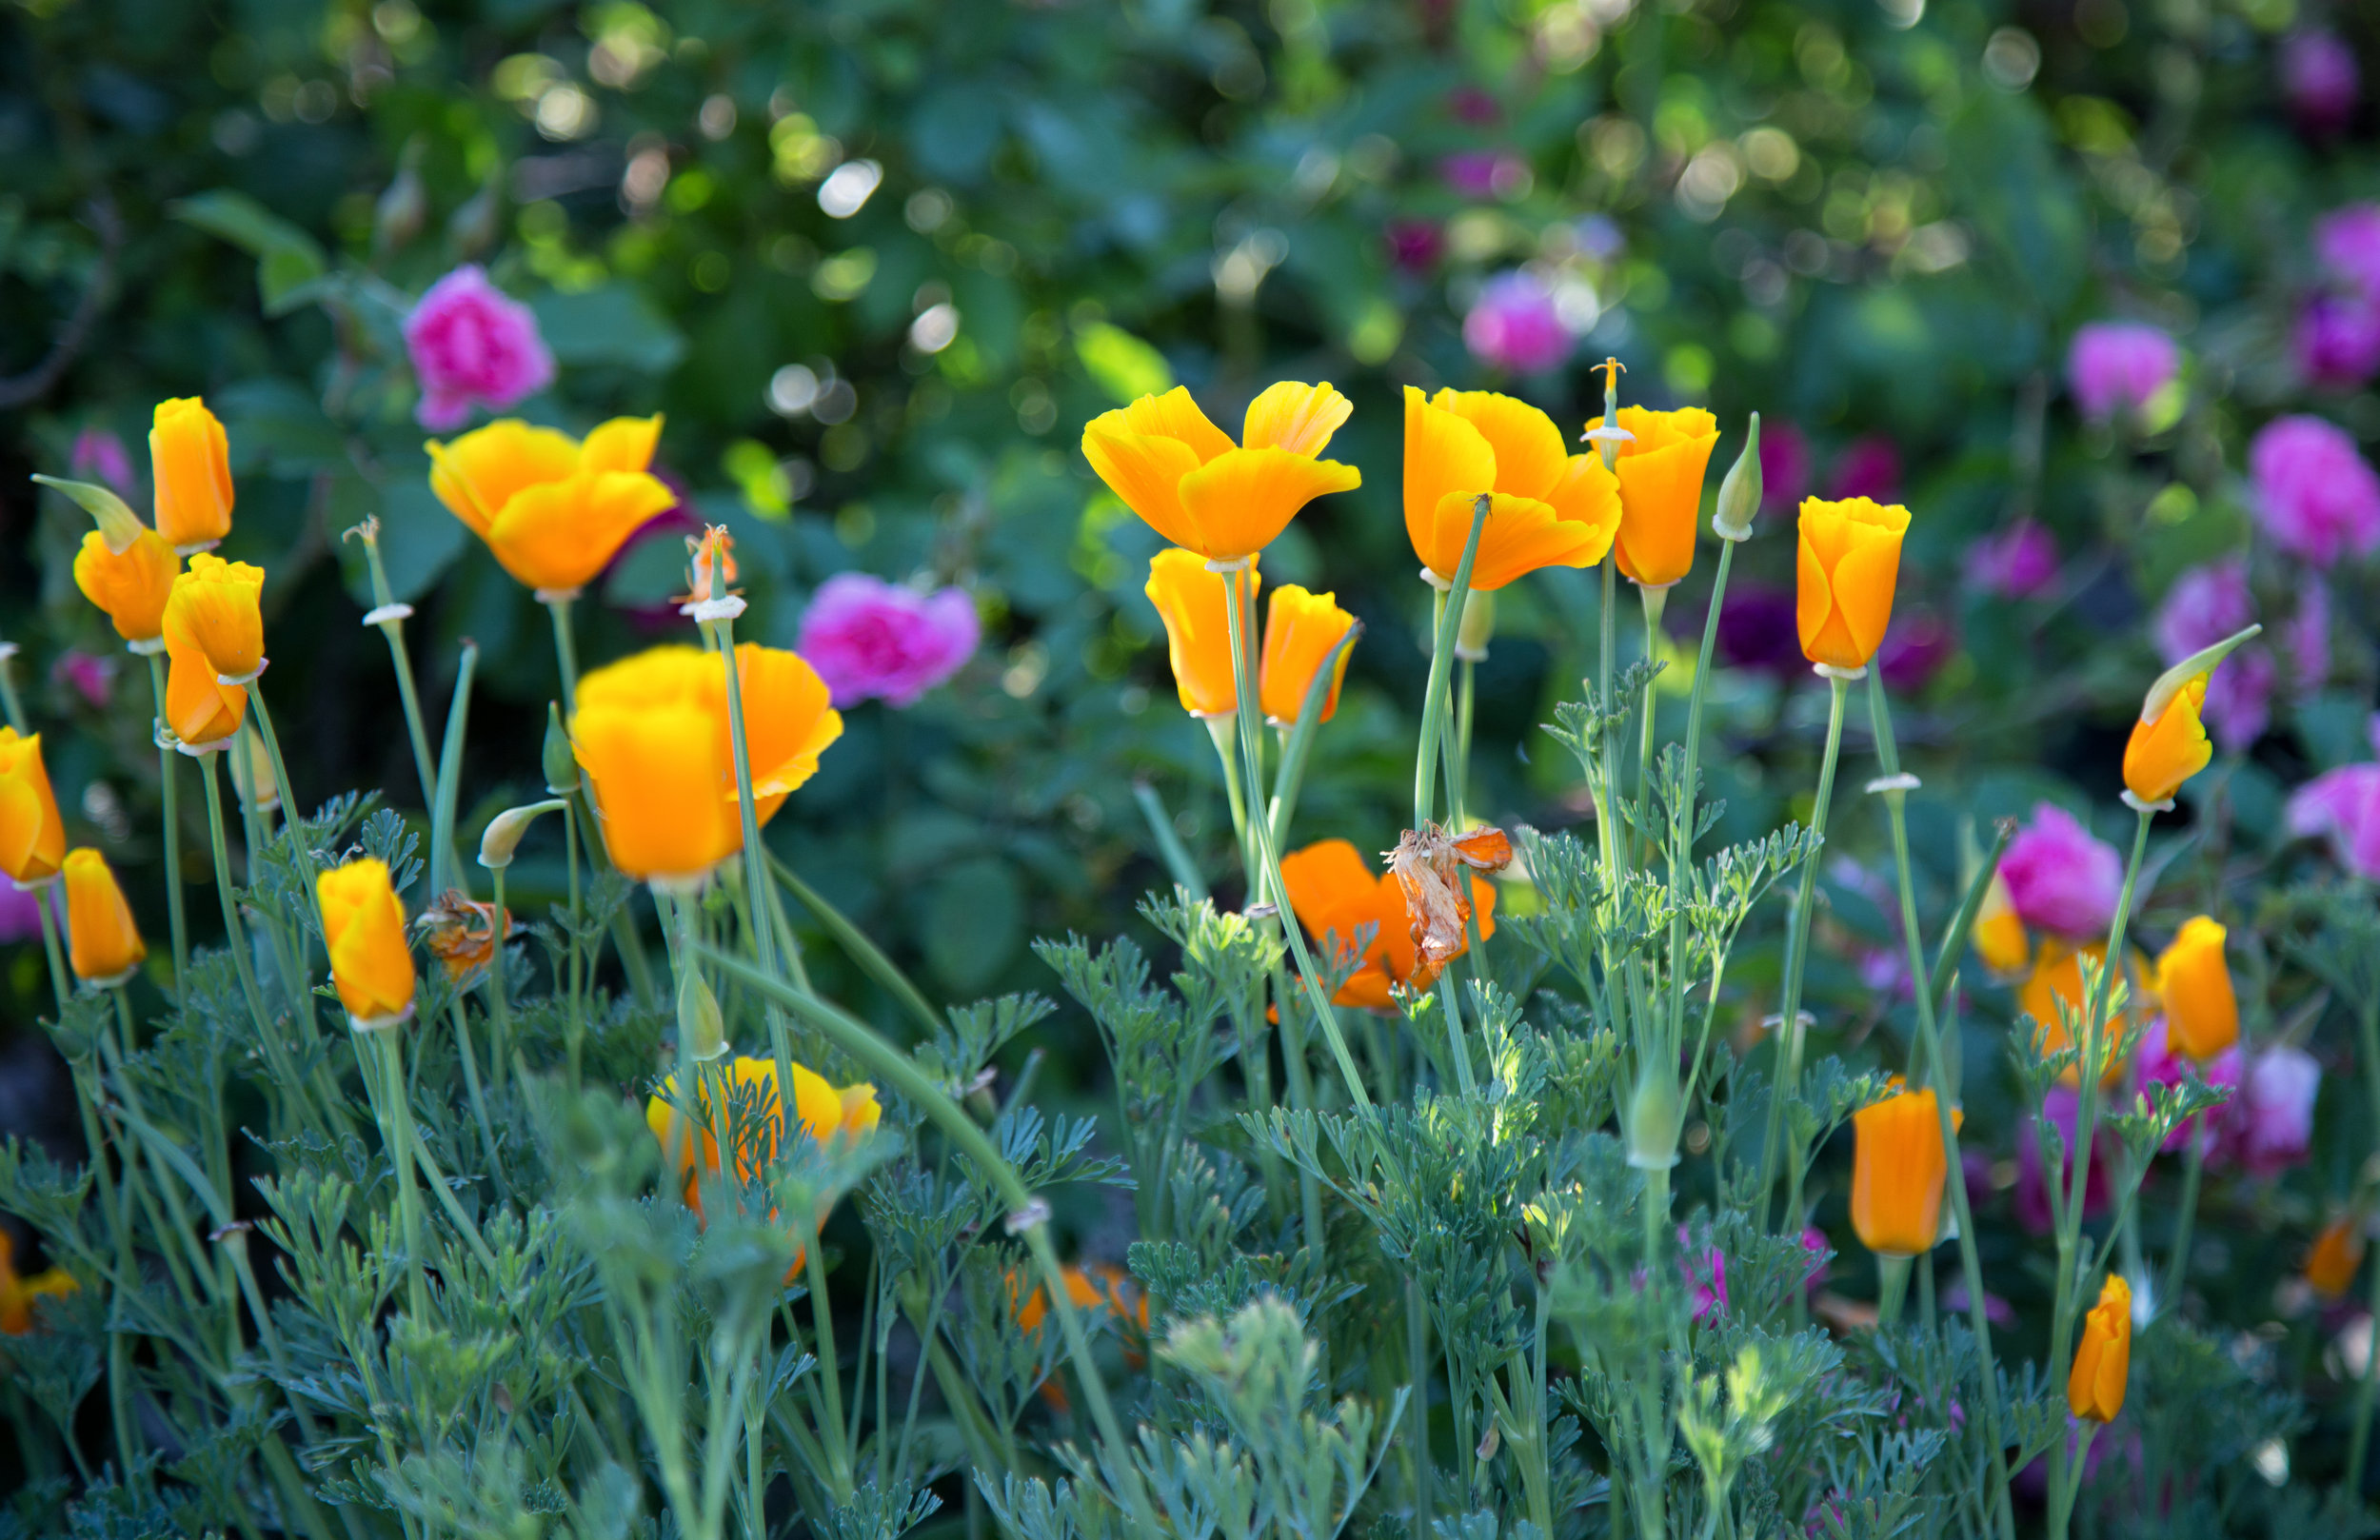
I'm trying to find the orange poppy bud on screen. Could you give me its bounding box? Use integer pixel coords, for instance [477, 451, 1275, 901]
[150, 397, 235, 553]
[2021, 940, 2140, 1088]
[165, 554, 268, 684]
[1279, 837, 1495, 1011]
[0, 1230, 78, 1335]
[570, 646, 744, 884]
[645, 1055, 878, 1223]
[426, 416, 678, 595]
[1083, 383, 1360, 563]
[1580, 405, 1720, 588]
[1850, 1083, 1958, 1258]
[1145, 548, 1257, 718]
[1258, 584, 1357, 725]
[61, 848, 145, 985]
[0, 728, 68, 886]
[2123, 677, 2211, 807]
[1404, 388, 1620, 592]
[2067, 1273, 2132, 1422]
[1795, 497, 1911, 671]
[2309, 1216, 2367, 1300]
[161, 620, 248, 750]
[317, 858, 417, 1029]
[2155, 916, 2236, 1060]
[71, 527, 180, 650]
[1973, 869, 2031, 975]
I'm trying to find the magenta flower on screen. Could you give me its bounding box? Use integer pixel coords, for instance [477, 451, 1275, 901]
[1440, 150, 1527, 200]
[1676, 1226, 1727, 1320]
[1383, 219, 1443, 275]
[2153, 558, 2269, 751]
[1964, 519, 2060, 600]
[2288, 761, 2380, 879]
[2317, 205, 2380, 297]
[0, 881, 41, 944]
[2248, 415, 2380, 566]
[1759, 420, 1812, 513]
[1461, 270, 1573, 373]
[51, 650, 114, 710]
[1877, 609, 1954, 694]
[2294, 293, 2380, 388]
[69, 426, 137, 498]
[2000, 802, 2123, 939]
[2015, 1086, 2112, 1235]
[1826, 434, 1901, 504]
[2136, 1016, 2240, 1154]
[797, 573, 980, 708]
[2286, 582, 2330, 690]
[403, 265, 556, 432]
[2067, 322, 2180, 423]
[2283, 30, 2361, 134]
[1798, 1228, 1831, 1296]
[2214, 1045, 2319, 1177]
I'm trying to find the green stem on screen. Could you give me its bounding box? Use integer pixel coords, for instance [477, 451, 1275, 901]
[196, 751, 320, 1141]
[1635, 582, 1668, 848]
[769, 852, 942, 1041]
[32, 879, 69, 1011]
[1415, 495, 1493, 831]
[544, 591, 582, 715]
[426, 642, 478, 901]
[2349, 988, 2380, 1493]
[354, 524, 441, 817]
[1875, 1254, 1912, 1327]
[2159, 1125, 2205, 1319]
[367, 1025, 431, 1320]
[144, 652, 189, 1001]
[1756, 672, 1853, 1225]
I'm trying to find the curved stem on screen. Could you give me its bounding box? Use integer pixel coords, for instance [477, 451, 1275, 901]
[145, 654, 189, 1000]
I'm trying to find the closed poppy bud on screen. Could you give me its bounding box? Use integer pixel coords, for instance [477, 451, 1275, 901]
[1973, 869, 2030, 975]
[543, 702, 579, 796]
[150, 398, 235, 554]
[1406, 388, 1620, 591]
[1795, 497, 1911, 671]
[426, 416, 677, 595]
[2309, 1216, 2366, 1300]
[0, 728, 68, 886]
[1145, 548, 1257, 718]
[317, 859, 416, 1029]
[571, 647, 743, 884]
[2155, 916, 2237, 1060]
[1582, 405, 1720, 588]
[1259, 584, 1357, 724]
[1850, 1083, 1956, 1258]
[47, 476, 180, 650]
[2124, 626, 2257, 806]
[61, 848, 145, 985]
[161, 622, 248, 750]
[1711, 412, 1762, 542]
[1083, 382, 1360, 563]
[166, 554, 268, 684]
[2067, 1273, 2132, 1422]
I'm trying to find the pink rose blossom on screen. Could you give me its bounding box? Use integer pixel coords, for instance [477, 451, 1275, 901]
[2249, 415, 2380, 567]
[1461, 270, 1573, 373]
[2317, 205, 2380, 296]
[2214, 1045, 2319, 1177]
[0, 882, 41, 943]
[797, 572, 981, 708]
[1759, 421, 1812, 513]
[2154, 559, 2269, 751]
[69, 426, 137, 497]
[2066, 323, 2180, 422]
[51, 651, 114, 710]
[2000, 802, 2124, 939]
[2294, 293, 2380, 388]
[2284, 30, 2361, 135]
[1826, 434, 1901, 504]
[403, 265, 556, 432]
[1964, 519, 2060, 599]
[2288, 761, 2380, 879]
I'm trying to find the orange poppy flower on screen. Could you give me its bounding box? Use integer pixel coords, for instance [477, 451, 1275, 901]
[1278, 838, 1497, 1009]
[1082, 383, 1360, 563]
[1580, 405, 1720, 587]
[1404, 387, 1620, 591]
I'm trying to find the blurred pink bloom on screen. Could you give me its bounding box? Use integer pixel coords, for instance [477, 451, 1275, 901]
[2136, 1016, 2241, 1154]
[2294, 293, 2380, 388]
[798, 573, 980, 708]
[0, 882, 41, 943]
[2317, 205, 2380, 298]
[2288, 762, 2380, 879]
[69, 426, 137, 497]
[1826, 435, 1900, 503]
[1942, 1281, 2019, 1328]
[2286, 583, 2330, 690]
[51, 650, 114, 710]
[1878, 608, 1954, 693]
[1440, 150, 1526, 199]
[2216, 1045, 2319, 1177]
[1964, 519, 2060, 599]
[2067, 323, 2179, 422]
[1760, 421, 1812, 513]
[2153, 559, 2268, 751]
[403, 265, 556, 432]
[1383, 219, 1443, 274]
[1799, 1228, 1831, 1296]
[1461, 270, 1573, 373]
[2249, 415, 2380, 567]
[2016, 1086, 2112, 1235]
[2284, 30, 2361, 135]
[2000, 802, 2123, 939]
[1676, 1226, 1727, 1319]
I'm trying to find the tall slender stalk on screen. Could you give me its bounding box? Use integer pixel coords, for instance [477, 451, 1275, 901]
[2348, 985, 2380, 1491]
[426, 642, 479, 901]
[31, 879, 70, 1010]
[347, 519, 439, 812]
[195, 750, 321, 1141]
[543, 591, 583, 713]
[143, 652, 190, 998]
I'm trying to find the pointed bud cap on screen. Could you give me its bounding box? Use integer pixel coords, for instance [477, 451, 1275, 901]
[33, 474, 147, 554]
[1713, 412, 1762, 542]
[543, 702, 579, 796]
[2140, 623, 2260, 722]
[480, 800, 564, 870]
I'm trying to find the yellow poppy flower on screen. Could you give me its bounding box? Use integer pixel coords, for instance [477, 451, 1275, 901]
[1404, 387, 1620, 591]
[1850, 1083, 1958, 1258]
[1279, 837, 1496, 1011]
[718, 643, 843, 825]
[62, 848, 145, 985]
[2123, 676, 2211, 806]
[72, 527, 180, 648]
[2067, 1273, 2132, 1422]
[1083, 383, 1360, 563]
[646, 1055, 879, 1224]
[1580, 405, 1720, 587]
[2309, 1216, 2366, 1300]
[426, 416, 678, 595]
[1259, 585, 1358, 724]
[0, 728, 68, 886]
[161, 621, 248, 750]
[1972, 870, 2030, 975]
[150, 397, 234, 553]
[318, 858, 417, 1028]
[165, 554, 268, 683]
[2154, 916, 2236, 1060]
[1145, 549, 1257, 718]
[571, 647, 744, 883]
[1795, 497, 1911, 671]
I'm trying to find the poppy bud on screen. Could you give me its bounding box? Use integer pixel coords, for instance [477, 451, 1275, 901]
[479, 800, 561, 870]
[1850, 1083, 1957, 1257]
[1455, 589, 1496, 661]
[1625, 1066, 1684, 1171]
[150, 398, 235, 554]
[1712, 412, 1762, 542]
[1259, 584, 1358, 724]
[679, 969, 727, 1061]
[1795, 496, 1911, 672]
[317, 858, 416, 1029]
[2124, 626, 2257, 806]
[62, 848, 145, 986]
[2309, 1216, 2366, 1300]
[0, 727, 68, 886]
[1145, 548, 1256, 718]
[166, 554, 268, 684]
[2067, 1273, 2132, 1422]
[2154, 916, 2237, 1060]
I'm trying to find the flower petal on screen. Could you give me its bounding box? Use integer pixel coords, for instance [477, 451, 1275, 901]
[1177, 446, 1359, 563]
[1241, 381, 1352, 457]
[1430, 389, 1569, 501]
[486, 470, 678, 591]
[579, 415, 664, 476]
[1092, 387, 1237, 463]
[1082, 426, 1206, 552]
[1404, 387, 1500, 578]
